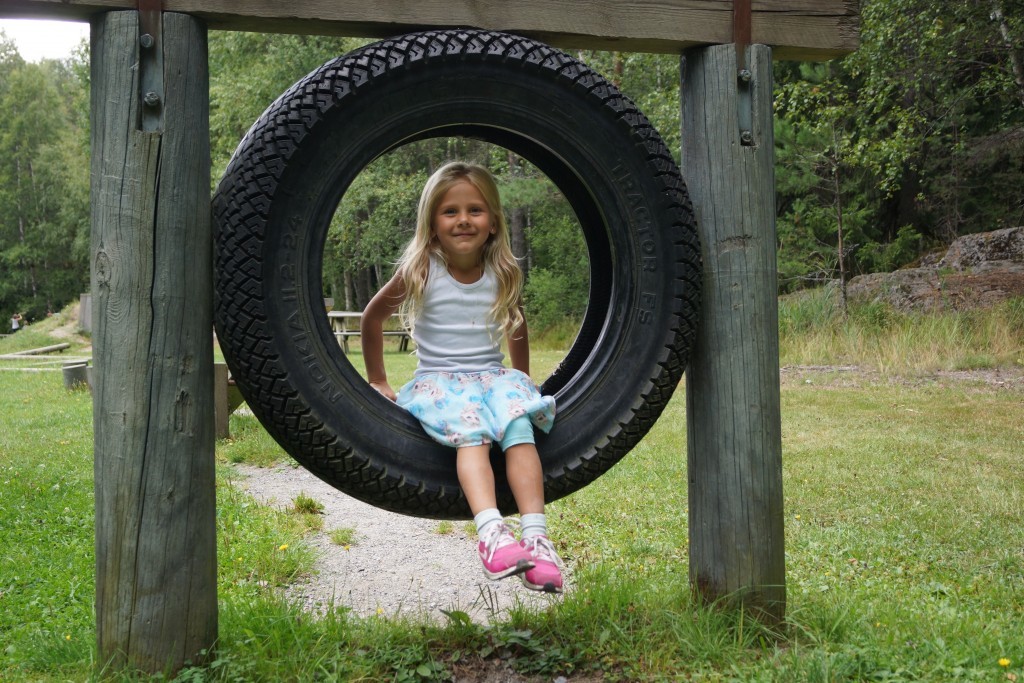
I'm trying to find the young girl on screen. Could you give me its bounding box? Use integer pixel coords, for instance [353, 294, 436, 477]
[361, 162, 563, 593]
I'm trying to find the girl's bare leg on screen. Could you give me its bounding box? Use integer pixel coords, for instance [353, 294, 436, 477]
[456, 445, 497, 515]
[504, 443, 545, 515]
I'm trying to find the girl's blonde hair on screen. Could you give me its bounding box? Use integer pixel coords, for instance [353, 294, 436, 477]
[396, 161, 524, 336]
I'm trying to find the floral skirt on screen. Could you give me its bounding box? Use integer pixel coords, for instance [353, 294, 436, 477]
[396, 368, 556, 449]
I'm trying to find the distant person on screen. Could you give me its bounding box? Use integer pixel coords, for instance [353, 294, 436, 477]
[10, 312, 24, 333]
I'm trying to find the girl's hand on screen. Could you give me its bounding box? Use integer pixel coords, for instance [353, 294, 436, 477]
[369, 380, 397, 402]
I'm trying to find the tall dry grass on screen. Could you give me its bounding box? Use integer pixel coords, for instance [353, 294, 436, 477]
[779, 286, 1024, 374]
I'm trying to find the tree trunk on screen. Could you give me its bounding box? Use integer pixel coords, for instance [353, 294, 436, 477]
[509, 205, 528, 279]
[353, 265, 374, 311]
[830, 119, 848, 315]
[612, 51, 624, 88]
[13, 158, 40, 306]
[992, 2, 1024, 109]
[505, 151, 529, 281]
[344, 270, 355, 311]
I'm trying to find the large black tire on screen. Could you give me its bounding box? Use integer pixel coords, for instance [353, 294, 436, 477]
[213, 29, 701, 519]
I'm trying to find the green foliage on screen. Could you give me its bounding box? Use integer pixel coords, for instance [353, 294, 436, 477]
[775, 0, 1024, 293]
[0, 47, 90, 324]
[775, 61, 915, 292]
[6, 3, 1024, 325]
[522, 199, 589, 332]
[856, 224, 923, 276]
[845, 0, 1024, 239]
[778, 283, 844, 336]
[322, 147, 432, 306]
[523, 269, 583, 333]
[573, 50, 682, 156]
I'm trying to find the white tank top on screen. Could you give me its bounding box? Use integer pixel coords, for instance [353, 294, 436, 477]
[412, 257, 505, 376]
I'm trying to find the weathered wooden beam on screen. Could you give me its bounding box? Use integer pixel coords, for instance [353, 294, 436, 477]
[681, 43, 786, 622]
[213, 362, 244, 439]
[91, 10, 216, 673]
[3, 0, 858, 60]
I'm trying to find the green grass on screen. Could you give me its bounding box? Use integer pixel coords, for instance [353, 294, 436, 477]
[2, 306, 1023, 681]
[0, 369, 317, 681]
[328, 526, 358, 546]
[289, 493, 327, 533]
[221, 410, 289, 466]
[291, 492, 326, 516]
[0, 369, 95, 673]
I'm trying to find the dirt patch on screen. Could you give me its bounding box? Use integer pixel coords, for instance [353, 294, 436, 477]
[780, 364, 1024, 390]
[46, 302, 87, 340]
[450, 660, 596, 683]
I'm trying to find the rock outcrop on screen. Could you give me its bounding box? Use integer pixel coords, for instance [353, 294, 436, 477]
[847, 227, 1024, 312]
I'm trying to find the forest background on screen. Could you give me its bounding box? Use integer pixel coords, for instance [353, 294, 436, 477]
[2, 0, 1022, 332]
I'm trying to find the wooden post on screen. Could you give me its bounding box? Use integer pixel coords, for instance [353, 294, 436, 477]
[681, 43, 786, 622]
[91, 10, 216, 672]
[214, 362, 230, 439]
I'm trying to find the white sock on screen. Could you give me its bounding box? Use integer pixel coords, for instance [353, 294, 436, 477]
[474, 508, 503, 537]
[520, 512, 547, 539]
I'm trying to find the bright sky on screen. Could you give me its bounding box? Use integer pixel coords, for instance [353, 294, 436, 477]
[0, 18, 89, 62]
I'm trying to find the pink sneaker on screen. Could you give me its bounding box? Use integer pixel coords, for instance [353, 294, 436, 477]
[478, 523, 534, 580]
[519, 535, 564, 593]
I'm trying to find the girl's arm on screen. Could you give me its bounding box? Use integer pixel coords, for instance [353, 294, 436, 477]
[506, 305, 531, 376]
[361, 274, 407, 401]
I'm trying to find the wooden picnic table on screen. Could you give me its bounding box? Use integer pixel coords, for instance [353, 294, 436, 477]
[327, 311, 411, 353]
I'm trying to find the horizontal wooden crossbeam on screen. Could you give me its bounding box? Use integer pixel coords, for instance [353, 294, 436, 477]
[2, 0, 858, 60]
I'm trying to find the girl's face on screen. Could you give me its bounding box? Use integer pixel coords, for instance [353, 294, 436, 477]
[431, 180, 495, 265]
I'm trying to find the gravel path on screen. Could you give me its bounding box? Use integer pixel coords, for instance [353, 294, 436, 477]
[228, 462, 564, 624]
